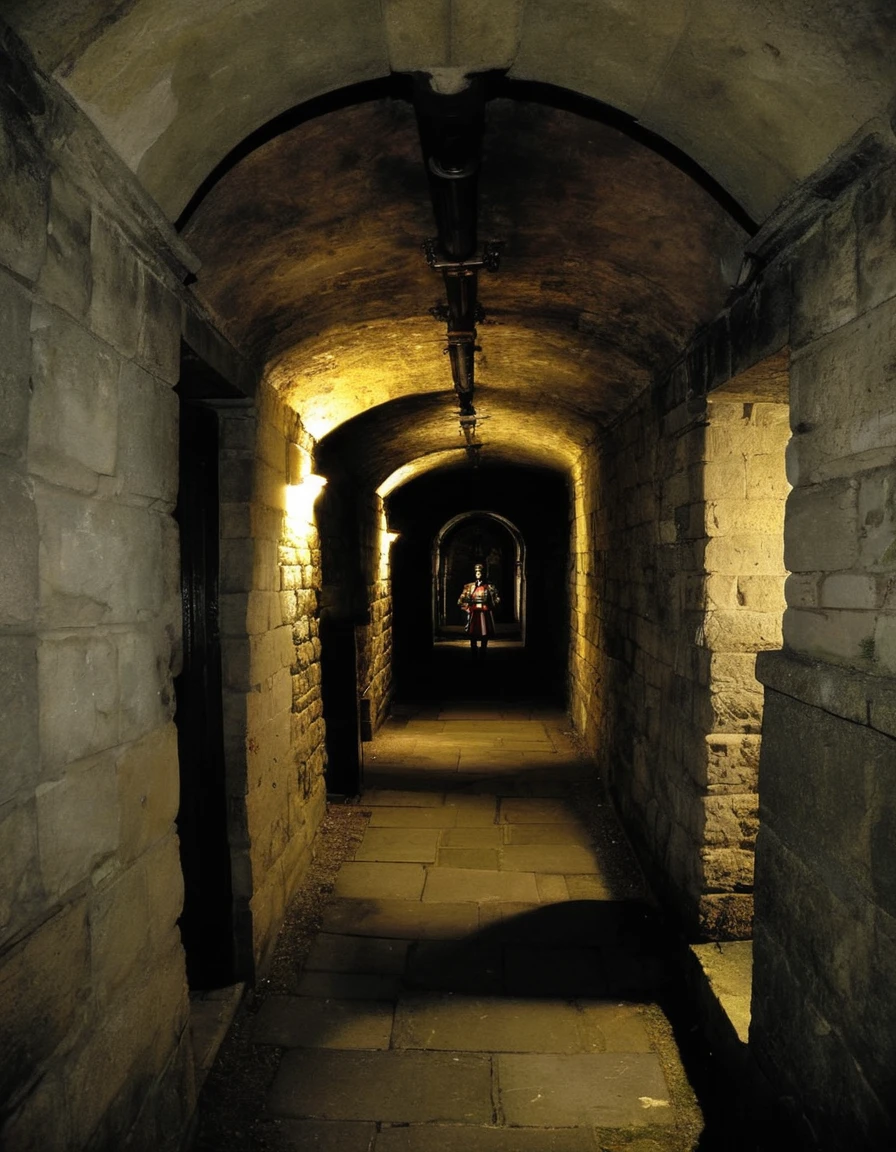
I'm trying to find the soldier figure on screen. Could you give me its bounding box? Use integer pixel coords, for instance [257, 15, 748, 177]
[458, 563, 500, 657]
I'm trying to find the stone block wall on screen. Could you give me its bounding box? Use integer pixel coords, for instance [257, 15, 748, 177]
[356, 494, 394, 736]
[569, 388, 788, 938]
[219, 391, 326, 975]
[749, 154, 896, 1147]
[0, 36, 194, 1150]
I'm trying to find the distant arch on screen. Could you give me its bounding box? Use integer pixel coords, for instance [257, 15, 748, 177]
[433, 511, 526, 642]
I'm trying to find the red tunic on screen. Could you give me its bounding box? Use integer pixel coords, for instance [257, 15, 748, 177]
[458, 580, 499, 637]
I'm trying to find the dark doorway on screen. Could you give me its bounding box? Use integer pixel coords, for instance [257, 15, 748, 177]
[319, 618, 363, 797]
[173, 400, 236, 989]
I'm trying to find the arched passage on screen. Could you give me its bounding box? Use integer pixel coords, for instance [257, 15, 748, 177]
[434, 510, 526, 641]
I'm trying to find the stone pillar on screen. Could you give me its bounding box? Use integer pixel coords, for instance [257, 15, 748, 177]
[0, 31, 195, 1149]
[752, 160, 896, 1148]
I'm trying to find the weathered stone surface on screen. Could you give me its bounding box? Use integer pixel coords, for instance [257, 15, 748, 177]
[0, 462, 38, 627]
[0, 271, 33, 460]
[305, 933, 409, 974]
[423, 867, 540, 904]
[268, 1049, 494, 1122]
[322, 897, 479, 940]
[784, 478, 858, 573]
[0, 900, 88, 1106]
[39, 168, 92, 319]
[137, 271, 181, 384]
[790, 198, 858, 348]
[0, 635, 40, 805]
[36, 751, 118, 899]
[37, 633, 121, 769]
[29, 305, 120, 491]
[89, 859, 152, 1004]
[0, 797, 43, 940]
[855, 170, 896, 315]
[116, 362, 179, 502]
[116, 724, 180, 865]
[393, 994, 603, 1054]
[497, 1053, 673, 1127]
[374, 1125, 597, 1151]
[788, 297, 896, 486]
[36, 488, 169, 626]
[253, 994, 393, 1049]
[0, 107, 48, 281]
[334, 862, 426, 900]
[89, 212, 143, 358]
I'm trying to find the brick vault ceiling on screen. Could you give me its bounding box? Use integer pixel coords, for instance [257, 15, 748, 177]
[8, 0, 896, 481]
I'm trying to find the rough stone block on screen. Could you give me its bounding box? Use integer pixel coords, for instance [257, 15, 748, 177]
[785, 479, 858, 572]
[0, 797, 43, 942]
[0, 635, 40, 805]
[38, 633, 120, 769]
[89, 860, 151, 1003]
[703, 794, 758, 850]
[39, 168, 92, 320]
[820, 573, 881, 610]
[0, 900, 88, 1107]
[89, 213, 142, 358]
[116, 725, 180, 866]
[856, 170, 896, 314]
[36, 751, 118, 900]
[29, 305, 120, 491]
[783, 606, 878, 666]
[789, 299, 896, 486]
[0, 109, 48, 281]
[35, 488, 167, 626]
[0, 271, 33, 459]
[857, 466, 896, 571]
[701, 610, 782, 652]
[703, 533, 784, 575]
[791, 198, 858, 347]
[117, 362, 179, 502]
[0, 463, 38, 627]
[705, 734, 761, 790]
[702, 846, 754, 891]
[118, 627, 175, 743]
[137, 272, 181, 384]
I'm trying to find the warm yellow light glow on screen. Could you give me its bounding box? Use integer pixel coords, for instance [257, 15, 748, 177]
[376, 451, 463, 498]
[285, 473, 327, 530]
[386, 531, 399, 544]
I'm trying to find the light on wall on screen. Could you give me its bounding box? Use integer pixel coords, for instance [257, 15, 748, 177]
[285, 441, 327, 528]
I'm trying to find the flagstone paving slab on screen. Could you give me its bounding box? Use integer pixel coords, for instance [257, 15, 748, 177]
[374, 1124, 600, 1150]
[296, 971, 402, 1000]
[253, 995, 393, 1049]
[268, 1049, 494, 1123]
[404, 941, 504, 994]
[497, 1053, 674, 1127]
[535, 874, 570, 902]
[577, 1003, 654, 1052]
[370, 807, 460, 828]
[305, 933, 409, 974]
[500, 798, 577, 823]
[505, 823, 592, 846]
[362, 790, 446, 807]
[423, 866, 540, 904]
[256, 1118, 378, 1151]
[500, 845, 600, 874]
[335, 862, 426, 900]
[565, 874, 617, 900]
[439, 827, 503, 848]
[437, 847, 499, 869]
[322, 898, 480, 940]
[354, 828, 440, 862]
[392, 994, 604, 1053]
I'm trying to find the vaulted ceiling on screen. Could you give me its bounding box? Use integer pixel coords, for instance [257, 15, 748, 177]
[9, 0, 896, 486]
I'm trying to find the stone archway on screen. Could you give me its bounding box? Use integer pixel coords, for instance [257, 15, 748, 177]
[433, 511, 526, 641]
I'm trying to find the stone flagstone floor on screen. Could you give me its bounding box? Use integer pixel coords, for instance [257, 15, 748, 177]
[242, 696, 704, 1151]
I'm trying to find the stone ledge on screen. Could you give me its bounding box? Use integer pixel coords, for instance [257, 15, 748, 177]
[755, 649, 896, 740]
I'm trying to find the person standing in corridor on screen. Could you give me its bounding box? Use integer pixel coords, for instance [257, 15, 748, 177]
[458, 563, 500, 658]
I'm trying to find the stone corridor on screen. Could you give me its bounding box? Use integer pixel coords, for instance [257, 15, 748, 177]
[198, 646, 710, 1150]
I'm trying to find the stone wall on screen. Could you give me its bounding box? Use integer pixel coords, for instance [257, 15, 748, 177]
[0, 31, 194, 1150]
[749, 151, 896, 1147]
[356, 495, 394, 737]
[569, 390, 788, 938]
[218, 392, 326, 975]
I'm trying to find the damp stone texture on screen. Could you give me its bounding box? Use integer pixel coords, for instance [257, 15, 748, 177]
[751, 155, 896, 1149]
[357, 494, 395, 737]
[0, 44, 193, 1152]
[219, 388, 327, 975]
[569, 392, 788, 939]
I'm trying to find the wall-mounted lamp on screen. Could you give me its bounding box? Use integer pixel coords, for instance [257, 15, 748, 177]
[386, 531, 400, 545]
[285, 442, 327, 527]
